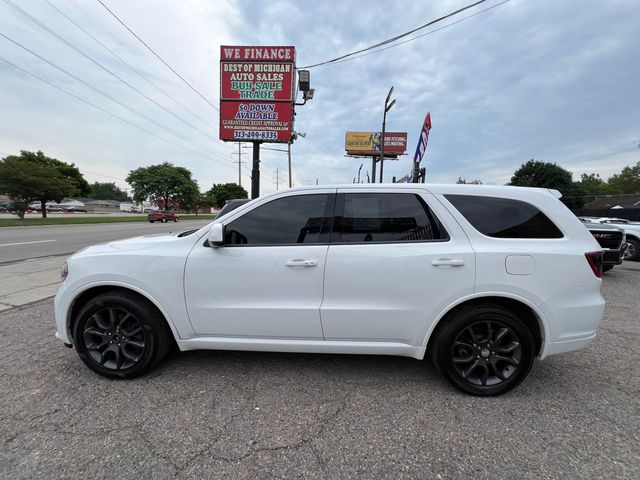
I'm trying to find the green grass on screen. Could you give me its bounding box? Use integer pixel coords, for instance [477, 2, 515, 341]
[0, 214, 215, 227]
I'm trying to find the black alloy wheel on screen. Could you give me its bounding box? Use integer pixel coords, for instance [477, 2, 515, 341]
[430, 304, 535, 396]
[73, 291, 173, 379]
[451, 321, 521, 387]
[82, 307, 147, 370]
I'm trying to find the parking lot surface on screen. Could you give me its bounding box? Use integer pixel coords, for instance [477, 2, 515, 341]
[1, 263, 639, 479]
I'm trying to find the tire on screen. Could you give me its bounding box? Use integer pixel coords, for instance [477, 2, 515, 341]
[625, 238, 639, 261]
[161, 217, 167, 223]
[72, 290, 173, 379]
[602, 265, 614, 272]
[430, 303, 535, 396]
[174, 217, 179, 222]
[148, 220, 154, 223]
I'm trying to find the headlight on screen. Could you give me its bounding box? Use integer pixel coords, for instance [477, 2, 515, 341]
[61, 261, 68, 281]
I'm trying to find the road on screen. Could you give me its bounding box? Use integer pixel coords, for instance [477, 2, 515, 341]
[0, 220, 212, 310]
[0, 219, 211, 263]
[0, 262, 638, 479]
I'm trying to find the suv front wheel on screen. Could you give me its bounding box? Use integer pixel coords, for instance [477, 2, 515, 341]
[430, 304, 535, 396]
[72, 291, 173, 379]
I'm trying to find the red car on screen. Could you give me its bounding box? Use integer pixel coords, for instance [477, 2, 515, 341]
[147, 211, 179, 223]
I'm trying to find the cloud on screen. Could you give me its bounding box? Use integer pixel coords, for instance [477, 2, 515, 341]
[1, 0, 638, 194]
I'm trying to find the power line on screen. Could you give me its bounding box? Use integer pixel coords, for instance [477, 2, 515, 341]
[300, 0, 489, 69]
[82, 170, 127, 182]
[0, 32, 226, 161]
[3, 0, 215, 140]
[96, 0, 219, 111]
[43, 0, 213, 129]
[0, 56, 235, 173]
[322, 1, 509, 68]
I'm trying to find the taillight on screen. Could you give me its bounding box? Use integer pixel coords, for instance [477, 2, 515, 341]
[585, 251, 604, 277]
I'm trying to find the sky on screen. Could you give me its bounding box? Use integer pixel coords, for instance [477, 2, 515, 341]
[1, 0, 638, 195]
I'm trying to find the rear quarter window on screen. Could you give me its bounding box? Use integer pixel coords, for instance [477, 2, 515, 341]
[444, 194, 563, 239]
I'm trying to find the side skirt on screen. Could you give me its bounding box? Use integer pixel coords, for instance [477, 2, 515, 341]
[176, 337, 426, 360]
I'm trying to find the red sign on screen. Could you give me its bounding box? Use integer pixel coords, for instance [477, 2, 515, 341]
[219, 102, 293, 142]
[220, 62, 294, 101]
[220, 46, 295, 143]
[220, 46, 295, 62]
[383, 132, 408, 155]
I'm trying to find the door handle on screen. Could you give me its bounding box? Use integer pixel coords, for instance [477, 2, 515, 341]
[431, 258, 465, 267]
[285, 259, 318, 267]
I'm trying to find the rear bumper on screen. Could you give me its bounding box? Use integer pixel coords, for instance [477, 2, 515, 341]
[541, 333, 596, 358]
[539, 285, 605, 359]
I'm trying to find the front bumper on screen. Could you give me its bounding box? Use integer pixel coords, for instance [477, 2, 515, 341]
[602, 248, 623, 266]
[53, 281, 73, 345]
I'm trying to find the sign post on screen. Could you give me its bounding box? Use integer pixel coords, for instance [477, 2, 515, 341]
[220, 46, 296, 198]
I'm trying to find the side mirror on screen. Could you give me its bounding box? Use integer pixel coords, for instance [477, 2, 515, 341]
[208, 223, 225, 247]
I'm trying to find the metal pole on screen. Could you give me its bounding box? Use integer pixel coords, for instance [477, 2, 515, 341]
[380, 110, 386, 183]
[371, 155, 376, 183]
[276, 168, 279, 190]
[237, 142, 242, 186]
[251, 141, 260, 199]
[288, 143, 292, 188]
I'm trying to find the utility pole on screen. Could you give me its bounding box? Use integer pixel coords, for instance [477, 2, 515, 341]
[371, 155, 376, 184]
[251, 141, 260, 199]
[233, 142, 246, 187]
[274, 168, 280, 190]
[379, 86, 396, 183]
[288, 143, 292, 188]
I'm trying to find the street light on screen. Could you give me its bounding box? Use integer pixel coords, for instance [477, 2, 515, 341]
[379, 86, 396, 183]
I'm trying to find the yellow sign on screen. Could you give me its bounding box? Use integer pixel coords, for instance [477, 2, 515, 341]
[345, 132, 381, 154]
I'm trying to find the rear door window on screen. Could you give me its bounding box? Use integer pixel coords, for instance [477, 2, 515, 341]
[333, 193, 448, 243]
[445, 194, 563, 238]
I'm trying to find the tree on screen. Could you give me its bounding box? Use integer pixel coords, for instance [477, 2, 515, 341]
[126, 162, 199, 211]
[0, 151, 85, 218]
[207, 183, 248, 207]
[0, 155, 59, 219]
[509, 159, 585, 208]
[29, 151, 90, 218]
[456, 177, 483, 184]
[607, 161, 640, 194]
[182, 190, 217, 215]
[574, 173, 606, 200]
[88, 182, 129, 201]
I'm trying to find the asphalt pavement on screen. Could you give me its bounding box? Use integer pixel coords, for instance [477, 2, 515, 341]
[0, 262, 638, 479]
[0, 219, 211, 264]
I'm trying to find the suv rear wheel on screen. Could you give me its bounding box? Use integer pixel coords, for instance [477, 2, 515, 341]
[430, 304, 535, 396]
[72, 291, 173, 379]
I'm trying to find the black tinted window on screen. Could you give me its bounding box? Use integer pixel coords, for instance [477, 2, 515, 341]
[225, 194, 330, 245]
[445, 194, 563, 238]
[336, 193, 448, 243]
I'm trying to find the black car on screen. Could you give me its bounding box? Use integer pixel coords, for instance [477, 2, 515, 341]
[580, 220, 627, 271]
[217, 198, 251, 218]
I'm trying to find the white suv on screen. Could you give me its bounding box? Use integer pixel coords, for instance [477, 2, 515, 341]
[54, 184, 605, 396]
